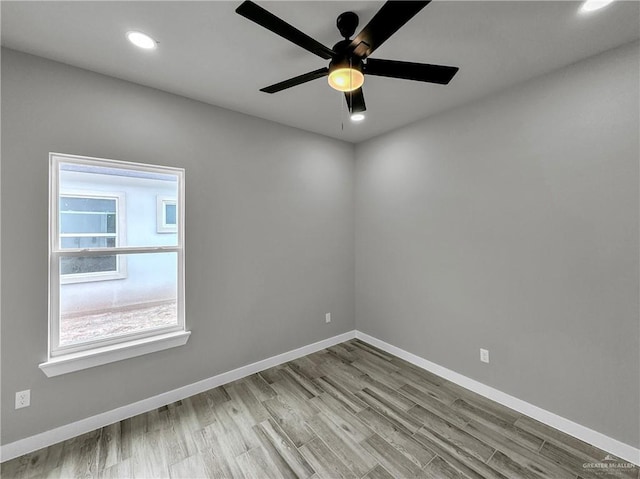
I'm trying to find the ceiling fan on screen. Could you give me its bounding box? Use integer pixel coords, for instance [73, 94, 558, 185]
[236, 1, 459, 119]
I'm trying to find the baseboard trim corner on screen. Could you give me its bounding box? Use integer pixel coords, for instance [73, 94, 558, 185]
[0, 330, 356, 462]
[354, 330, 640, 466]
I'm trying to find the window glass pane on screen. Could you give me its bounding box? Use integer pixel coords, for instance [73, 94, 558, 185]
[60, 162, 179, 247]
[61, 255, 117, 275]
[58, 252, 178, 346]
[165, 203, 177, 225]
[60, 197, 117, 235]
[60, 197, 116, 213]
[60, 212, 116, 235]
[61, 236, 116, 249]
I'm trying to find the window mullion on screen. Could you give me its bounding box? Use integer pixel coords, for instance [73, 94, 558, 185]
[60, 233, 118, 237]
[55, 246, 181, 256]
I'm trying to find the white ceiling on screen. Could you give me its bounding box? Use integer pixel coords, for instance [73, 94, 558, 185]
[2, 1, 638, 143]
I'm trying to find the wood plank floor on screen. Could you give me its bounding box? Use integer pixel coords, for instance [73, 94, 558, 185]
[2, 339, 638, 478]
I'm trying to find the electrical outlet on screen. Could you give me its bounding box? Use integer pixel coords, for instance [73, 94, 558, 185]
[15, 390, 30, 409]
[325, 313, 331, 323]
[480, 349, 489, 363]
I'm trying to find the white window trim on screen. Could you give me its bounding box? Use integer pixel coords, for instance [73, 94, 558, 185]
[59, 189, 128, 284]
[156, 195, 177, 233]
[39, 331, 191, 377]
[42, 153, 188, 375]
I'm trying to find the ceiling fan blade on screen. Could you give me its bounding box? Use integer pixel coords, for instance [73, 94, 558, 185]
[349, 1, 431, 58]
[344, 88, 366, 114]
[260, 68, 329, 94]
[365, 58, 458, 84]
[236, 1, 335, 60]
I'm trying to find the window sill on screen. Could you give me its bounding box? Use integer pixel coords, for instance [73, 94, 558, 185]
[39, 330, 191, 377]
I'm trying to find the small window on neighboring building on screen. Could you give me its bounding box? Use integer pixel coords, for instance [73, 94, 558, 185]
[157, 195, 177, 233]
[59, 192, 127, 283]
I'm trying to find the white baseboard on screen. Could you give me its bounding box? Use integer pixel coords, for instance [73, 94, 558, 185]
[355, 331, 640, 466]
[3, 329, 638, 467]
[0, 330, 356, 462]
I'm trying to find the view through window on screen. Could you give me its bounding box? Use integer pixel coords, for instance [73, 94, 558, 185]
[50, 154, 185, 354]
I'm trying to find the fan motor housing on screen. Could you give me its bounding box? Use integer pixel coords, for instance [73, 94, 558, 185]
[332, 39, 353, 55]
[329, 53, 363, 72]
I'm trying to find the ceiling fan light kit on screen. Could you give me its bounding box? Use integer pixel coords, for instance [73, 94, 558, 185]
[235, 0, 459, 120]
[328, 61, 364, 92]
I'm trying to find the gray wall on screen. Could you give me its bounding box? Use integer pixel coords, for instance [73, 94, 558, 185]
[1, 49, 355, 445]
[355, 41, 640, 447]
[2, 40, 639, 450]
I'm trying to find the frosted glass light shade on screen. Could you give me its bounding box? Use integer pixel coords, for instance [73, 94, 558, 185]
[328, 68, 364, 92]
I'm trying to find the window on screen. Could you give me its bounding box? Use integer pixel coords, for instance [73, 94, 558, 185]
[60, 192, 127, 283]
[42, 153, 189, 377]
[157, 195, 177, 233]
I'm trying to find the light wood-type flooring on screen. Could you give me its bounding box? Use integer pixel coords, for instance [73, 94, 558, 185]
[2, 339, 638, 478]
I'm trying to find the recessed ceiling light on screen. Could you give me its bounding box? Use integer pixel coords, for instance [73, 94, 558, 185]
[126, 31, 157, 50]
[580, 0, 615, 13]
[350, 113, 365, 122]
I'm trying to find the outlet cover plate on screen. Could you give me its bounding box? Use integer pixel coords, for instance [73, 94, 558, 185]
[480, 349, 489, 363]
[15, 389, 30, 409]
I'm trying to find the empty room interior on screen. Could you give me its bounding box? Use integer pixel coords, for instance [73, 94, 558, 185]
[1, 0, 639, 478]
